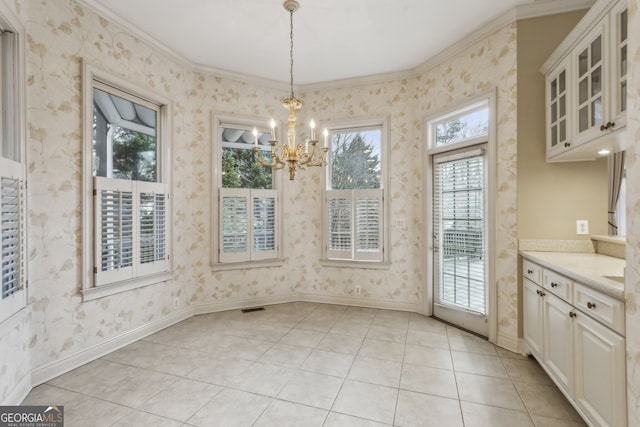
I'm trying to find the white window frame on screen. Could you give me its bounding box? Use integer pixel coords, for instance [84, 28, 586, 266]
[424, 91, 497, 340]
[81, 61, 173, 301]
[0, 6, 26, 324]
[322, 117, 390, 268]
[212, 113, 283, 270]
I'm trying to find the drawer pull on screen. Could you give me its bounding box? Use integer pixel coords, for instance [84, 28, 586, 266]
[587, 302, 596, 309]
[551, 282, 558, 288]
[569, 311, 577, 318]
[527, 269, 534, 274]
[536, 289, 540, 295]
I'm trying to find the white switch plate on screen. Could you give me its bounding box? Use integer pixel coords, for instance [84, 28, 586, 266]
[576, 220, 589, 235]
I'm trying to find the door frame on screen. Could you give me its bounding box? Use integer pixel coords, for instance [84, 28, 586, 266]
[423, 90, 497, 343]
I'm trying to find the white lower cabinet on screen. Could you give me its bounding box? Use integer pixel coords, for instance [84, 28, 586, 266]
[574, 312, 626, 427]
[522, 258, 626, 427]
[542, 292, 574, 396]
[523, 278, 543, 357]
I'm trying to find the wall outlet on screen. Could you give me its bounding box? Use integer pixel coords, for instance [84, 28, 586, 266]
[355, 285, 362, 295]
[173, 298, 179, 309]
[576, 220, 589, 235]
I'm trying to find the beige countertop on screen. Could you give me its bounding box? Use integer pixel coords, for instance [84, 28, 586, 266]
[519, 251, 625, 300]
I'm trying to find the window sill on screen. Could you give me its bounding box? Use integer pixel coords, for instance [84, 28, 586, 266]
[82, 271, 174, 301]
[320, 259, 391, 270]
[212, 258, 285, 272]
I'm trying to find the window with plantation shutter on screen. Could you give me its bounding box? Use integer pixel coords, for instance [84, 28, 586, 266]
[94, 177, 168, 286]
[1, 25, 27, 322]
[324, 119, 387, 264]
[83, 64, 172, 299]
[219, 188, 277, 263]
[327, 189, 383, 261]
[213, 115, 281, 268]
[1, 159, 26, 322]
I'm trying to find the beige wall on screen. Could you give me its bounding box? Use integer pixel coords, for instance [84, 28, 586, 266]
[516, 11, 609, 240]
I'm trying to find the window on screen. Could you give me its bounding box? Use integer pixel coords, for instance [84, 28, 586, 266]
[213, 114, 280, 267]
[431, 101, 489, 150]
[324, 119, 388, 264]
[82, 62, 172, 300]
[1, 22, 26, 322]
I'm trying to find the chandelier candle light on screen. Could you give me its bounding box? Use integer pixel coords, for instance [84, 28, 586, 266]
[252, 0, 329, 181]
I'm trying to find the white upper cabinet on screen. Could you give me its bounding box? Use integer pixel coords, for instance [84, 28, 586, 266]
[541, 0, 627, 162]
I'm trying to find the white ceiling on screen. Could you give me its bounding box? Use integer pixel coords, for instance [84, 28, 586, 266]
[84, 0, 576, 85]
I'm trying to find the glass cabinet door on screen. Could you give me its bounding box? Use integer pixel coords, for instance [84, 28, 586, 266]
[548, 67, 569, 152]
[611, 5, 627, 126]
[576, 31, 604, 136]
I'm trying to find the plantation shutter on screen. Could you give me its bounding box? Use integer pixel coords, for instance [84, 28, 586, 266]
[251, 189, 277, 261]
[219, 188, 278, 263]
[1, 158, 26, 322]
[137, 181, 168, 276]
[355, 189, 383, 261]
[94, 177, 134, 285]
[219, 188, 249, 263]
[433, 149, 486, 314]
[327, 189, 383, 261]
[326, 190, 353, 259]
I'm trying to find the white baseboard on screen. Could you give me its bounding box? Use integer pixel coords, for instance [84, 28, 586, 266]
[192, 293, 419, 315]
[3, 372, 32, 405]
[496, 331, 523, 354]
[192, 293, 299, 315]
[297, 293, 419, 312]
[30, 306, 193, 388]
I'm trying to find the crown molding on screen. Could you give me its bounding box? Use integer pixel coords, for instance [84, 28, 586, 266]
[412, 0, 595, 81]
[302, 0, 595, 91]
[300, 69, 415, 93]
[76, 0, 293, 92]
[516, 0, 596, 20]
[78, 0, 595, 93]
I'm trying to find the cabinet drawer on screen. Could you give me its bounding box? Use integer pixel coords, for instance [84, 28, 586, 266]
[543, 269, 573, 302]
[523, 260, 542, 285]
[574, 283, 625, 335]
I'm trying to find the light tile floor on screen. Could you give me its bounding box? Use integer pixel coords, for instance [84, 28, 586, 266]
[22, 302, 587, 427]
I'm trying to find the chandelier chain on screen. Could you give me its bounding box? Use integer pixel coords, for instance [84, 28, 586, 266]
[289, 8, 294, 98]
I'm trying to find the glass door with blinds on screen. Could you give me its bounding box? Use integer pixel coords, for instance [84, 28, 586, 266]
[432, 148, 488, 336]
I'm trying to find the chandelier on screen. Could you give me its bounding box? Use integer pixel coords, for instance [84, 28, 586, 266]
[252, 0, 328, 181]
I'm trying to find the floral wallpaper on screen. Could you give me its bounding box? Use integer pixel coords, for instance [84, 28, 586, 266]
[0, 0, 519, 403]
[0, 0, 636, 419]
[626, 0, 639, 424]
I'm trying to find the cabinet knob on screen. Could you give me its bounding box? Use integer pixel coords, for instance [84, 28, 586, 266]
[569, 311, 577, 318]
[540, 291, 546, 297]
[564, 142, 571, 148]
[527, 269, 533, 274]
[587, 302, 596, 309]
[536, 289, 540, 295]
[551, 282, 558, 288]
